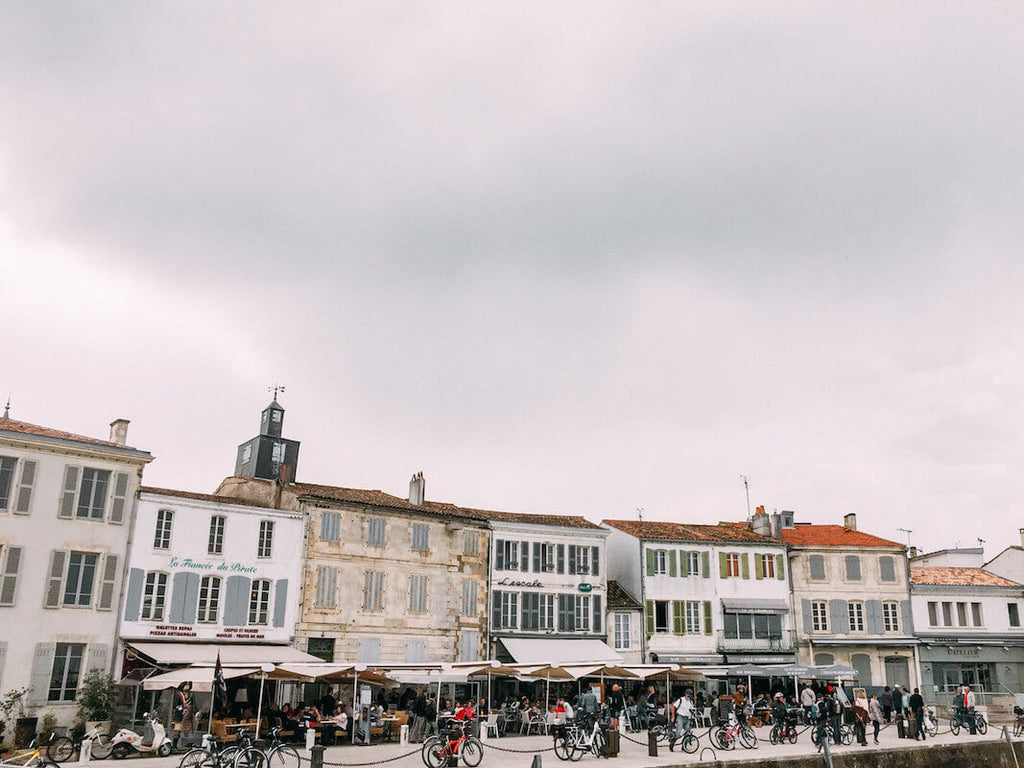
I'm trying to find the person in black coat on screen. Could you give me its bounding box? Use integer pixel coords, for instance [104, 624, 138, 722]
[909, 689, 926, 740]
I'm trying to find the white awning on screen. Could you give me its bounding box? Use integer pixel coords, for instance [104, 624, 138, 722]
[719, 599, 789, 614]
[127, 642, 322, 666]
[499, 639, 622, 665]
[142, 666, 259, 691]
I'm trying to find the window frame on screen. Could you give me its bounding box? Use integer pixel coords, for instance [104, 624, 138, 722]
[613, 613, 631, 650]
[197, 575, 221, 623]
[257, 520, 274, 559]
[208, 515, 226, 555]
[63, 551, 100, 608]
[686, 551, 700, 576]
[249, 579, 271, 625]
[153, 509, 174, 550]
[848, 601, 865, 632]
[48, 643, 85, 702]
[726, 553, 741, 578]
[760, 554, 776, 579]
[882, 601, 900, 632]
[811, 600, 829, 632]
[1009, 602, 1021, 628]
[367, 517, 386, 547]
[684, 601, 702, 634]
[363, 570, 385, 612]
[140, 570, 169, 621]
[411, 523, 430, 552]
[573, 594, 591, 631]
[76, 468, 112, 520]
[654, 550, 667, 575]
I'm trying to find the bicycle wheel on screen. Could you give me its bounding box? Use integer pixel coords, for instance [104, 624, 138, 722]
[568, 738, 584, 762]
[950, 719, 960, 736]
[591, 731, 605, 758]
[769, 726, 779, 745]
[424, 743, 446, 768]
[49, 737, 75, 763]
[90, 736, 114, 761]
[234, 748, 266, 768]
[1015, 719, 1024, 738]
[840, 726, 854, 745]
[787, 728, 798, 744]
[810, 726, 821, 745]
[976, 715, 988, 735]
[739, 726, 757, 749]
[266, 745, 300, 768]
[680, 734, 699, 754]
[710, 727, 728, 749]
[179, 748, 215, 768]
[461, 738, 483, 767]
[553, 736, 572, 761]
[421, 736, 441, 766]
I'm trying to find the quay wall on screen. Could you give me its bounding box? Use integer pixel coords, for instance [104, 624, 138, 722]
[687, 740, 1024, 768]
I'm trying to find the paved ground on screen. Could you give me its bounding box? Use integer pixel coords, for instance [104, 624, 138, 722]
[67, 723, 1014, 768]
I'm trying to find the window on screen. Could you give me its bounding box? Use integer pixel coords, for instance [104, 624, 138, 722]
[64, 552, 99, 607]
[257, 521, 274, 558]
[879, 556, 896, 582]
[76, 468, 111, 519]
[654, 550, 667, 575]
[499, 591, 518, 629]
[460, 631, 479, 662]
[726, 553, 741, 578]
[320, 511, 340, 542]
[141, 571, 168, 620]
[497, 540, 519, 570]
[307, 637, 335, 662]
[249, 579, 271, 625]
[654, 600, 670, 633]
[208, 516, 225, 555]
[723, 612, 782, 639]
[942, 602, 953, 626]
[1, 458, 36, 514]
[48, 643, 85, 702]
[461, 580, 477, 615]
[687, 552, 700, 575]
[367, 518, 386, 547]
[972, 602, 983, 627]
[957, 602, 968, 627]
[409, 574, 428, 613]
[613, 614, 631, 650]
[315, 566, 338, 608]
[848, 602, 865, 632]
[808, 555, 826, 580]
[197, 576, 221, 623]
[928, 601, 939, 626]
[685, 601, 702, 634]
[363, 571, 385, 611]
[759, 555, 776, 579]
[463, 531, 479, 556]
[574, 595, 591, 631]
[882, 601, 900, 632]
[153, 509, 173, 550]
[0, 545, 23, 606]
[539, 594, 555, 630]
[844, 555, 862, 581]
[812, 601, 829, 632]
[241, 445, 252, 464]
[271, 441, 285, 465]
[539, 543, 556, 571]
[1010, 603, 1020, 628]
[569, 545, 591, 575]
[0, 456, 16, 509]
[412, 523, 430, 552]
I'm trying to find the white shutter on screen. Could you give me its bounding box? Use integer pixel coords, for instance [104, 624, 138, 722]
[0, 545, 23, 606]
[30, 643, 57, 705]
[108, 472, 130, 524]
[98, 554, 118, 610]
[59, 466, 79, 519]
[44, 550, 68, 608]
[87, 644, 110, 674]
[14, 460, 37, 514]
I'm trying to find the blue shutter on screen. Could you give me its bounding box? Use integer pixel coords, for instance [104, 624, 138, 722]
[168, 572, 190, 623]
[273, 579, 288, 627]
[900, 600, 913, 635]
[223, 575, 251, 626]
[123, 568, 144, 622]
[829, 599, 849, 634]
[802, 599, 814, 634]
[865, 600, 884, 634]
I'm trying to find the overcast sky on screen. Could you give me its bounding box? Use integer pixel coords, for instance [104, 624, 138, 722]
[3, 3, 1022, 557]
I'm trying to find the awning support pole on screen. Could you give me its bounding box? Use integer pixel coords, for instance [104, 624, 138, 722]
[351, 671, 358, 745]
[255, 671, 266, 740]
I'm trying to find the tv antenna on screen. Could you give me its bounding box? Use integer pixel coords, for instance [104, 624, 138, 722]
[268, 384, 286, 401]
[637, 507, 644, 522]
[897, 527, 913, 547]
[740, 475, 751, 522]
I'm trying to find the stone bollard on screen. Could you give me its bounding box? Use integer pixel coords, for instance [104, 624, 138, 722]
[530, 755, 542, 768]
[310, 745, 325, 768]
[305, 728, 316, 752]
[78, 737, 92, 765]
[648, 729, 658, 757]
[400, 724, 409, 745]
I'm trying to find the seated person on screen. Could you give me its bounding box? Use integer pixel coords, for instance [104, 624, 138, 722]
[328, 707, 349, 733]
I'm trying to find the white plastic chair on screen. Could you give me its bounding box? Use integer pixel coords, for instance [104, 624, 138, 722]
[484, 713, 500, 739]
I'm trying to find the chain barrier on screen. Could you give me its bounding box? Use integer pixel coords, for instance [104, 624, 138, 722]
[298, 746, 423, 767]
[479, 741, 556, 754]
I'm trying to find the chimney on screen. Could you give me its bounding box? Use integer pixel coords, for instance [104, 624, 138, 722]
[750, 505, 771, 536]
[843, 512, 857, 531]
[770, 512, 782, 539]
[109, 419, 130, 446]
[1019, 528, 1024, 548]
[909, 546, 919, 559]
[409, 471, 425, 505]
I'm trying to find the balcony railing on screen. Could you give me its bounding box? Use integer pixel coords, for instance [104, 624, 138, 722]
[716, 629, 796, 653]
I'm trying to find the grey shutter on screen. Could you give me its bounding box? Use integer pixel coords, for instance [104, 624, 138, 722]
[801, 599, 814, 634]
[900, 600, 913, 635]
[97, 554, 118, 610]
[521, 541, 530, 571]
[87, 644, 110, 674]
[557, 544, 565, 574]
[591, 547, 599, 576]
[865, 600, 884, 634]
[0, 546, 23, 606]
[30, 643, 57, 705]
[168, 572, 190, 623]
[680, 551, 690, 577]
[845, 555, 861, 581]
[879, 556, 896, 582]
[273, 579, 288, 627]
[123, 568, 144, 621]
[222, 575, 251, 626]
[592, 595, 602, 633]
[0, 642, 6, 689]
[491, 590, 503, 630]
[44, 550, 67, 608]
[109, 472, 130, 524]
[568, 547, 577, 575]
[558, 594, 574, 632]
[181, 573, 200, 624]
[495, 540, 505, 571]
[532, 543, 541, 572]
[809, 555, 825, 580]
[829, 599, 849, 634]
[59, 466, 79, 518]
[14, 460, 36, 514]
[701, 551, 710, 578]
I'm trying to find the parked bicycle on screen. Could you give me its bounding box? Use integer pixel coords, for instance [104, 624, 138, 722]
[1, 739, 61, 768]
[231, 727, 300, 768]
[179, 733, 243, 768]
[1013, 706, 1024, 738]
[710, 714, 757, 750]
[552, 715, 606, 761]
[769, 717, 800, 745]
[422, 724, 482, 768]
[950, 708, 988, 736]
[811, 720, 853, 749]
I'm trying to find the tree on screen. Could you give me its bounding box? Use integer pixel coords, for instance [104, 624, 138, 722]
[76, 671, 118, 723]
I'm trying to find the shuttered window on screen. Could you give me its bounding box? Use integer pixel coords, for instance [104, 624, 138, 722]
[315, 567, 337, 608]
[64, 552, 99, 607]
[197, 576, 221, 622]
[882, 601, 899, 632]
[568, 545, 592, 575]
[685, 601, 702, 634]
[808, 555, 826, 580]
[574, 595, 591, 631]
[0, 457, 16, 509]
[97, 554, 118, 610]
[613, 614, 631, 650]
[249, 579, 271, 625]
[725, 553, 741, 577]
[367, 518, 386, 547]
[460, 631, 479, 662]
[500, 591, 519, 629]
[108, 472, 129, 524]
[412, 523, 430, 552]
[408, 574, 427, 613]
[0, 545, 23, 606]
[1, 457, 35, 514]
[928, 601, 938, 626]
[811, 601, 828, 631]
[76, 469, 110, 520]
[539, 593, 555, 629]
[461, 580, 477, 615]
[257, 521, 274, 558]
[405, 639, 426, 663]
[153, 510, 174, 550]
[848, 601, 865, 632]
[320, 512, 341, 542]
[208, 516, 226, 555]
[844, 555, 862, 581]
[363, 571, 385, 611]
[878, 556, 896, 582]
[141, 572, 168, 620]
[654, 550, 667, 575]
[463, 531, 479, 556]
[48, 643, 85, 701]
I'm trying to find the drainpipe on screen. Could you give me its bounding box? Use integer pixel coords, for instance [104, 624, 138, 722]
[638, 539, 648, 663]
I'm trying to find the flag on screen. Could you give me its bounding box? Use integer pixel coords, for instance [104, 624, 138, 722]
[213, 652, 228, 712]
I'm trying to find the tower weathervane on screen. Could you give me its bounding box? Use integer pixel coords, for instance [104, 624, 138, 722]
[2, 395, 10, 419]
[268, 384, 286, 401]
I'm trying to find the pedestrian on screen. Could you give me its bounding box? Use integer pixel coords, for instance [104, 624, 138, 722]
[668, 690, 694, 752]
[852, 694, 869, 746]
[579, 686, 600, 720]
[816, 692, 832, 746]
[607, 684, 625, 729]
[868, 694, 883, 744]
[409, 688, 427, 742]
[909, 688, 926, 740]
[800, 683, 816, 722]
[733, 685, 748, 725]
[879, 686, 893, 723]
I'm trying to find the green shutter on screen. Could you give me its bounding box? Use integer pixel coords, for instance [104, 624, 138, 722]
[702, 551, 711, 578]
[755, 554, 764, 580]
[668, 550, 678, 577]
[645, 600, 655, 634]
[680, 551, 690, 577]
[672, 601, 686, 635]
[703, 601, 712, 635]
[719, 552, 729, 579]
[741, 552, 750, 580]
[776, 554, 785, 580]
[646, 549, 656, 577]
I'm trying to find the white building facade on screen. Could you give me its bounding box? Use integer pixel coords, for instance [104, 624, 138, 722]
[119, 489, 304, 659]
[0, 416, 152, 730]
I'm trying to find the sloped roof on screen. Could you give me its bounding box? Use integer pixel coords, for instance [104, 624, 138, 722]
[779, 525, 901, 548]
[0, 417, 151, 456]
[911, 567, 1020, 587]
[607, 580, 642, 609]
[602, 519, 779, 543]
[141, 486, 277, 509]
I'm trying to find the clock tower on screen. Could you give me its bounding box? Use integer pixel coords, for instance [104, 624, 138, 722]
[234, 396, 301, 482]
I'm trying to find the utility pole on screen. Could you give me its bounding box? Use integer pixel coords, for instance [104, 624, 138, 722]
[740, 475, 751, 522]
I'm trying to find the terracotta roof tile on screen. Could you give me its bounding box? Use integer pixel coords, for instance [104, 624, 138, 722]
[911, 567, 1021, 587]
[779, 525, 901, 548]
[607, 580, 642, 609]
[602, 519, 779, 543]
[0, 417, 150, 455]
[141, 486, 277, 509]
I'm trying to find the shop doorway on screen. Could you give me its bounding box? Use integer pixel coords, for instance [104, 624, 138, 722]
[884, 656, 910, 689]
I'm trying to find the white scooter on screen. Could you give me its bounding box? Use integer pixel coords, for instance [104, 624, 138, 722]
[110, 713, 173, 759]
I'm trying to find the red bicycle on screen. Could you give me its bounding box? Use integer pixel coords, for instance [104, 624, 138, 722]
[422, 726, 483, 768]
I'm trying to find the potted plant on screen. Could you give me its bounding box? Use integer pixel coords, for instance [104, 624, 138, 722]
[76, 671, 118, 735]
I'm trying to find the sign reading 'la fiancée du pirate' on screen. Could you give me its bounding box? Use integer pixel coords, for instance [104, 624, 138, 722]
[168, 556, 258, 574]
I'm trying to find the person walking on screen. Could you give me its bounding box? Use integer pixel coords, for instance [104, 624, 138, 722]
[409, 688, 427, 742]
[800, 684, 816, 722]
[173, 682, 197, 749]
[816, 692, 833, 747]
[607, 684, 625, 730]
[909, 688, 926, 740]
[879, 686, 893, 723]
[668, 690, 694, 752]
[579, 686, 600, 722]
[868, 694, 883, 744]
